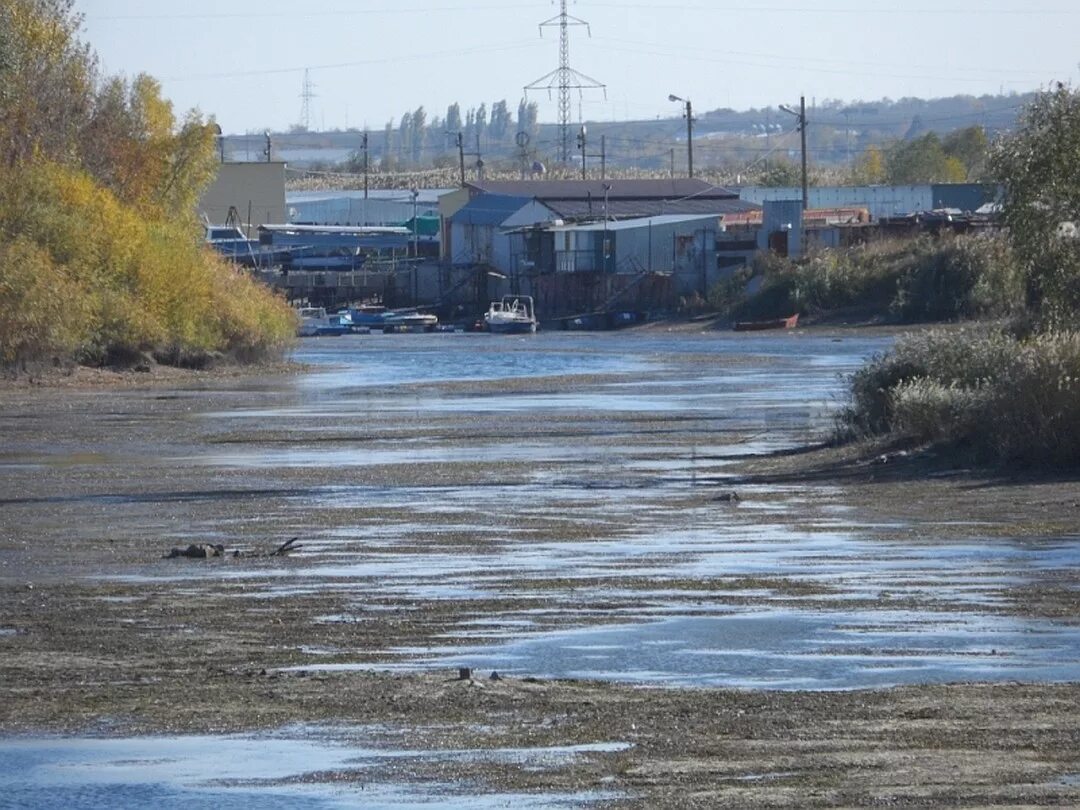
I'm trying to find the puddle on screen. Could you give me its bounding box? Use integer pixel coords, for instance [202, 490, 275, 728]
[314, 610, 1080, 691]
[293, 333, 657, 390]
[0, 728, 626, 809]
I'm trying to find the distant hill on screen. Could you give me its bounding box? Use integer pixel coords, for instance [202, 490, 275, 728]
[224, 91, 1034, 184]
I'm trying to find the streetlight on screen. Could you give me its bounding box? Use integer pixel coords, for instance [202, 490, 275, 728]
[668, 94, 693, 178]
[779, 96, 808, 210]
[212, 123, 224, 162]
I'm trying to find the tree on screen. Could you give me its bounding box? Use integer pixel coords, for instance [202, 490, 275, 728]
[992, 83, 1080, 324]
[410, 105, 426, 163]
[397, 111, 412, 162]
[464, 108, 476, 147]
[852, 145, 886, 184]
[489, 99, 511, 141]
[0, 0, 294, 367]
[756, 159, 803, 187]
[886, 133, 966, 184]
[942, 126, 989, 181]
[519, 99, 539, 138]
[383, 118, 394, 161]
[475, 102, 488, 145]
[0, 0, 95, 168]
[445, 102, 462, 135]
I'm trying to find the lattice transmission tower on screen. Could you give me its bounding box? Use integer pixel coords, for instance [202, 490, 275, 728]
[524, 0, 605, 163]
[299, 69, 317, 131]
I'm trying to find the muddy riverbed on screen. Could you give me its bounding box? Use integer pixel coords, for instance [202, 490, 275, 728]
[1, 329, 1078, 807]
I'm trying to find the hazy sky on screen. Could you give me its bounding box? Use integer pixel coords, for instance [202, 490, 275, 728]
[77, 1, 1078, 135]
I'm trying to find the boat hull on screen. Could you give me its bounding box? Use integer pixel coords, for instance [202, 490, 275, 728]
[487, 319, 537, 334]
[733, 314, 799, 332]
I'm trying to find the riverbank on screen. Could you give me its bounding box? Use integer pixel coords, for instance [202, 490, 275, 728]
[1, 332, 1077, 806]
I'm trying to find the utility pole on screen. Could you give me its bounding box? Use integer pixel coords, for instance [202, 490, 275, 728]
[800, 95, 808, 210]
[263, 131, 271, 163]
[447, 131, 466, 186]
[411, 188, 419, 305]
[600, 135, 606, 179]
[477, 132, 484, 180]
[524, 0, 606, 163]
[410, 188, 419, 259]
[360, 131, 369, 199]
[577, 125, 587, 179]
[602, 182, 611, 273]
[780, 96, 809, 210]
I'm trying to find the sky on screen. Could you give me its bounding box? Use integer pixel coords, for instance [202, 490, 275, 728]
[77, 1, 1079, 135]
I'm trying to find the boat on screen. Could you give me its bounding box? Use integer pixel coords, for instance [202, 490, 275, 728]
[381, 309, 438, 333]
[484, 295, 538, 334]
[296, 307, 352, 337]
[205, 224, 260, 265]
[733, 313, 799, 332]
[348, 304, 390, 329]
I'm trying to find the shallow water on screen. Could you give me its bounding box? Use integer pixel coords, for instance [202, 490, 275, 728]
[6, 329, 1080, 803]
[0, 730, 624, 809]
[80, 331, 1079, 689]
[359, 609, 1080, 691]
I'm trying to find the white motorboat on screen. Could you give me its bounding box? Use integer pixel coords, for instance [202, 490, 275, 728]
[484, 295, 537, 334]
[296, 307, 351, 337]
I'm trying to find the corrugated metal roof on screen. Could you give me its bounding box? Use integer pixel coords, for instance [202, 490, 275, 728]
[552, 214, 720, 232]
[452, 194, 533, 226]
[548, 198, 759, 219]
[288, 189, 453, 204]
[466, 178, 738, 201]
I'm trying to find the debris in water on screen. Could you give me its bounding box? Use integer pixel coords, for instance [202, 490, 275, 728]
[163, 543, 225, 559]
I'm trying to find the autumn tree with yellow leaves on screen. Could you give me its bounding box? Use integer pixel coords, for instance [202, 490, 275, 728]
[0, 0, 294, 370]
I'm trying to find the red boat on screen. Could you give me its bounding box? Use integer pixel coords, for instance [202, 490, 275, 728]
[733, 313, 799, 332]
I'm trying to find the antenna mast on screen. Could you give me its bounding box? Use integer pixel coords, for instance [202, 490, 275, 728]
[524, 0, 605, 163]
[299, 69, 317, 131]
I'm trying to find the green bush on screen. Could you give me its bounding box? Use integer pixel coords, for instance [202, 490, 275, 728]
[891, 235, 1023, 321]
[722, 235, 1021, 324]
[838, 327, 1080, 466]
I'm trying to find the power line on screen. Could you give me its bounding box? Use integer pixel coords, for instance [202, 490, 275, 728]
[586, 2, 1080, 15]
[591, 35, 1062, 78]
[88, 5, 550, 21]
[588, 39, 1059, 86]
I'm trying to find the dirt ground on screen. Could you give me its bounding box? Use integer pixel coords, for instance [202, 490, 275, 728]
[1, 351, 1078, 807]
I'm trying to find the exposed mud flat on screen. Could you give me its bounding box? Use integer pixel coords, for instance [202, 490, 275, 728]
[1, 330, 1078, 806]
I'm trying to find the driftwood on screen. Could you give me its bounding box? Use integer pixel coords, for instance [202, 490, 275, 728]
[164, 543, 225, 559]
[269, 536, 301, 557]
